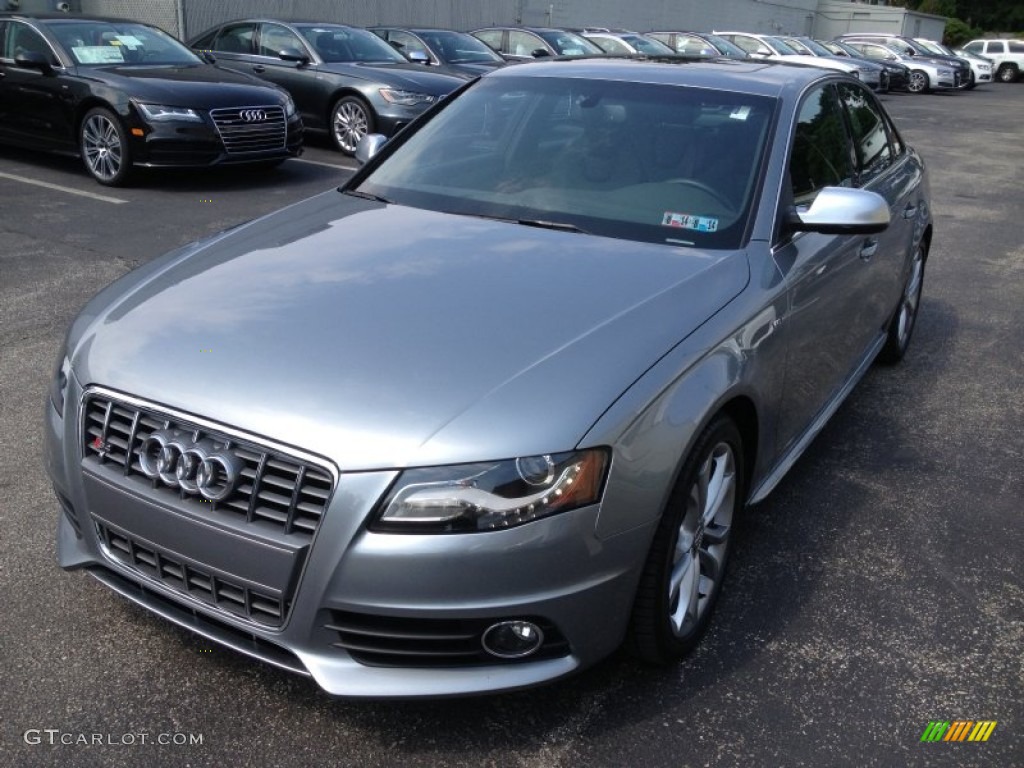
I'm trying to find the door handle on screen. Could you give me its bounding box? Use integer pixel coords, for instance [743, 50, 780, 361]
[859, 238, 878, 261]
[252, 65, 266, 73]
[902, 203, 918, 219]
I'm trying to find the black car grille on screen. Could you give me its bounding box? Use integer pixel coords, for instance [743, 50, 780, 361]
[96, 521, 286, 626]
[82, 395, 333, 540]
[323, 610, 571, 667]
[209, 105, 287, 154]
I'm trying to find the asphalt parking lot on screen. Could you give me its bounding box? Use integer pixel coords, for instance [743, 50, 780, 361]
[1, 85, 1022, 768]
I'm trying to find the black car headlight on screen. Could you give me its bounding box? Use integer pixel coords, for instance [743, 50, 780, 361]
[373, 448, 609, 533]
[378, 88, 435, 107]
[49, 353, 70, 418]
[136, 103, 203, 123]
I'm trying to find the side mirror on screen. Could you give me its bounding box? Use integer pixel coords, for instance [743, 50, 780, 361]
[278, 47, 310, 65]
[406, 50, 430, 65]
[789, 187, 890, 235]
[354, 133, 388, 166]
[531, 48, 551, 58]
[14, 50, 54, 73]
[200, 50, 217, 64]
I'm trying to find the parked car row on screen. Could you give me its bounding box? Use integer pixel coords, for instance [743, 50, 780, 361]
[2, 10, 1018, 187]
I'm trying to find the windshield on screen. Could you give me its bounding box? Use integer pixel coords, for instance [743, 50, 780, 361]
[535, 30, 602, 56]
[355, 76, 775, 250]
[298, 25, 406, 63]
[46, 20, 199, 66]
[915, 39, 946, 55]
[768, 37, 801, 55]
[704, 34, 748, 58]
[417, 30, 503, 63]
[620, 35, 674, 55]
[796, 38, 833, 56]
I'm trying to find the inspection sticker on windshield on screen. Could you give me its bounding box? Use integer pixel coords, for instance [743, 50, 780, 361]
[730, 106, 751, 121]
[662, 212, 718, 232]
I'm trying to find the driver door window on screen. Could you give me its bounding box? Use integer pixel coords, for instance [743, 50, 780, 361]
[509, 31, 543, 57]
[789, 84, 855, 206]
[258, 24, 304, 58]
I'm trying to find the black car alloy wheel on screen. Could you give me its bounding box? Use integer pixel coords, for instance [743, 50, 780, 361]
[629, 414, 745, 663]
[331, 96, 375, 155]
[80, 107, 132, 186]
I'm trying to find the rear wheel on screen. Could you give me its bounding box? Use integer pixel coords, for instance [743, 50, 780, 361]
[996, 63, 1019, 83]
[878, 242, 926, 365]
[628, 415, 745, 663]
[907, 70, 930, 94]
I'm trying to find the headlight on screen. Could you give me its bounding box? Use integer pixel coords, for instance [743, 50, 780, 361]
[373, 448, 609, 533]
[136, 103, 203, 122]
[378, 88, 435, 107]
[49, 353, 70, 418]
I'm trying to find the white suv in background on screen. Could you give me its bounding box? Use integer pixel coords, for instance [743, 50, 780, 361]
[962, 39, 1024, 82]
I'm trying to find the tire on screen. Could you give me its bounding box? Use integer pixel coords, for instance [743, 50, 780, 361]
[996, 63, 1018, 83]
[330, 96, 374, 155]
[628, 414, 745, 664]
[79, 107, 132, 186]
[878, 242, 926, 365]
[907, 70, 929, 94]
[967, 71, 977, 90]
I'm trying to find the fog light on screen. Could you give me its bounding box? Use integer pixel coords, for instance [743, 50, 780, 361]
[481, 620, 544, 659]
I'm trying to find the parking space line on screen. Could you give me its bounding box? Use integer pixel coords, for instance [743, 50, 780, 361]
[292, 158, 359, 171]
[0, 171, 128, 204]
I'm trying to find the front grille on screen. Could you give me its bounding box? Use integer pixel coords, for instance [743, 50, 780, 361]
[324, 610, 571, 667]
[97, 521, 286, 626]
[209, 105, 287, 155]
[82, 395, 333, 540]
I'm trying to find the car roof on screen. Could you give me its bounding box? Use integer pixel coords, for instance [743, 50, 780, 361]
[0, 13, 157, 24]
[481, 56, 834, 96]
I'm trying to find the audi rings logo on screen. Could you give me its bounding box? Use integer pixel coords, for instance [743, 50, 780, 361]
[139, 429, 243, 501]
[240, 109, 267, 122]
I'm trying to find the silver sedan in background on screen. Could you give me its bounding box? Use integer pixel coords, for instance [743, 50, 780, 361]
[46, 58, 931, 697]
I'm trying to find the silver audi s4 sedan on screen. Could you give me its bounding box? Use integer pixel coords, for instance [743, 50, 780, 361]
[45, 58, 931, 697]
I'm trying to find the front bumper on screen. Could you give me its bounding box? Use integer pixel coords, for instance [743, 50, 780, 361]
[46, 384, 651, 697]
[127, 109, 303, 168]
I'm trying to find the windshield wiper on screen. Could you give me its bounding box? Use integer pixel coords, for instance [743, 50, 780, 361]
[343, 189, 392, 204]
[516, 218, 588, 234]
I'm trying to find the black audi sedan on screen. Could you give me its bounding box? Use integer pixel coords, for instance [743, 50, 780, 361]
[369, 27, 507, 78]
[0, 13, 302, 185]
[189, 20, 465, 155]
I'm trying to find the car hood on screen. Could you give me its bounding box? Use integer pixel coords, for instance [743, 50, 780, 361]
[79, 63, 286, 107]
[316, 61, 464, 95]
[69, 192, 748, 470]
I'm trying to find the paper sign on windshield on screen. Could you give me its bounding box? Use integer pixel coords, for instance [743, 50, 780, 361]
[73, 46, 125, 64]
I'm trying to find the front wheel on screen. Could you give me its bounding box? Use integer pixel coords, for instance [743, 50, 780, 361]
[628, 415, 745, 663]
[996, 63, 1019, 83]
[80, 107, 132, 186]
[330, 96, 375, 155]
[907, 70, 930, 94]
[878, 243, 926, 365]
